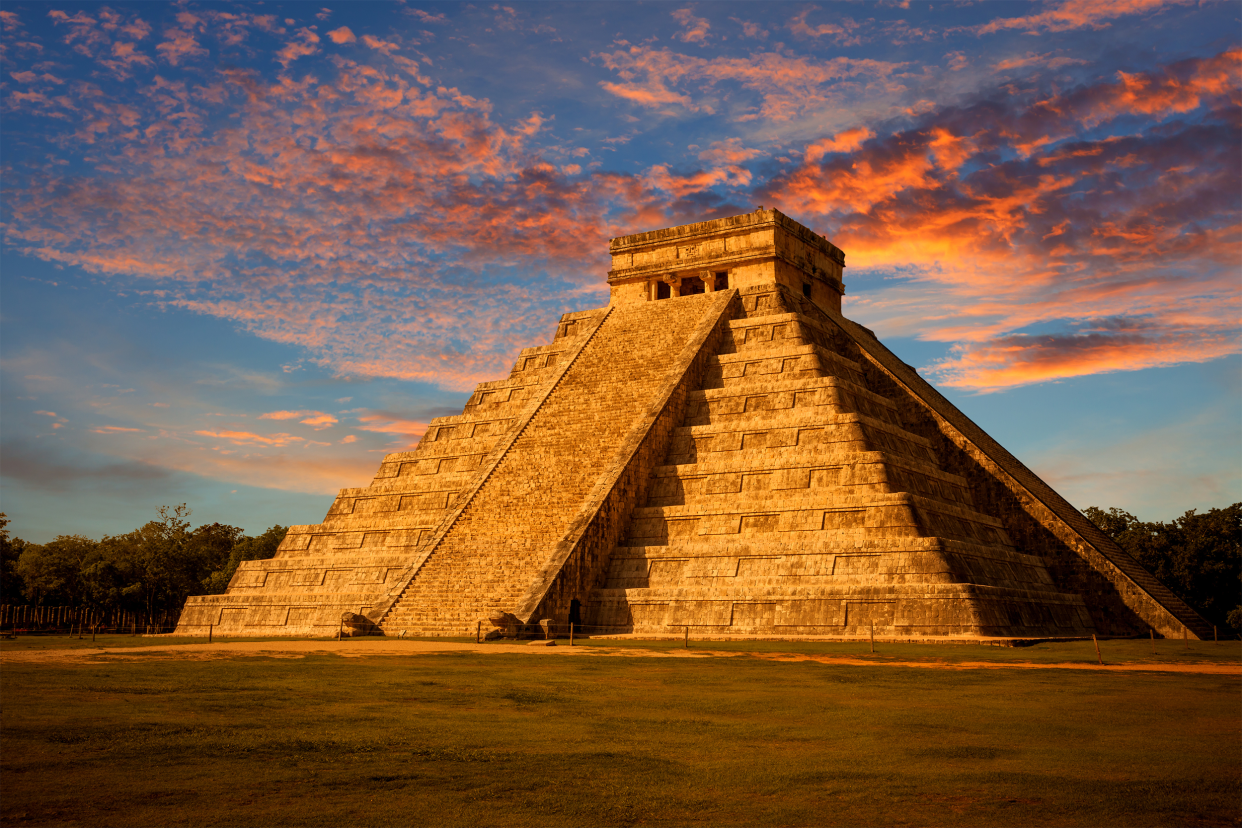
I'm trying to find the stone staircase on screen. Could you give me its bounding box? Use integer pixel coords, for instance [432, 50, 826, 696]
[377, 293, 729, 636]
[588, 285, 1095, 637]
[175, 309, 606, 636]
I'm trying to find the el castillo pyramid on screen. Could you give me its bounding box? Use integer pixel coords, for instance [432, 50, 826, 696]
[177, 209, 1210, 641]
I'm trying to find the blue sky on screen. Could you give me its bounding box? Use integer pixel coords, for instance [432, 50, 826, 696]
[2, 0, 1239, 542]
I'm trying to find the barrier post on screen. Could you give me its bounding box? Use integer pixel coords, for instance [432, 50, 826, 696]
[1092, 634, 1102, 664]
[870, 621, 875, 654]
[569, 622, 574, 646]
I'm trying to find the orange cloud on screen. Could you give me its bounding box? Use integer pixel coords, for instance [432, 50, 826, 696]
[195, 429, 304, 447]
[698, 138, 763, 165]
[974, 0, 1195, 36]
[645, 163, 750, 198]
[326, 26, 356, 44]
[257, 410, 339, 429]
[788, 9, 863, 46]
[299, 413, 339, 429]
[356, 413, 429, 439]
[361, 34, 399, 54]
[804, 127, 874, 163]
[275, 27, 319, 68]
[259, 410, 308, 420]
[994, 52, 1089, 72]
[931, 325, 1241, 392]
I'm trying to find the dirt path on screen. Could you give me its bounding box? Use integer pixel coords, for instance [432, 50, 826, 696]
[2, 639, 1238, 674]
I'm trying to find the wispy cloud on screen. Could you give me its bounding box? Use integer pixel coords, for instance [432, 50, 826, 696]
[972, 0, 1197, 36]
[596, 44, 906, 121]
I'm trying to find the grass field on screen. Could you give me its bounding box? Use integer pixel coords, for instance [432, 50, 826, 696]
[2, 639, 1239, 827]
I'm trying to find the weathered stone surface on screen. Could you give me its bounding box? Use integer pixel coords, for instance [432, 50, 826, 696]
[176, 208, 1210, 641]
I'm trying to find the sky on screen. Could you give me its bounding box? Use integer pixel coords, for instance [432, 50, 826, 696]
[1, 0, 1239, 544]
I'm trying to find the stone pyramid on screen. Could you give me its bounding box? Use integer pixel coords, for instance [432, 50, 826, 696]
[177, 209, 1210, 641]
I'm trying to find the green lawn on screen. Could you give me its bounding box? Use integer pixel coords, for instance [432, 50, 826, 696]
[2, 646, 1238, 827]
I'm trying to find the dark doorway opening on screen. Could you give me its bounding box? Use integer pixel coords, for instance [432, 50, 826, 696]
[714, 272, 729, 291]
[569, 599, 582, 626]
[680, 276, 706, 295]
[802, 283, 812, 298]
[656, 281, 671, 300]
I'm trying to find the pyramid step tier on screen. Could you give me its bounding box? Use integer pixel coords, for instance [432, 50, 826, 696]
[605, 540, 1058, 592]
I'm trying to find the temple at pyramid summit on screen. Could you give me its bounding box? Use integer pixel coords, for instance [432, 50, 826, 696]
[176, 209, 1211, 641]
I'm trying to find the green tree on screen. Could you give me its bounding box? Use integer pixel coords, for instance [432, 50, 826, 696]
[1085, 503, 1242, 632]
[0, 514, 29, 605]
[97, 504, 201, 622]
[203, 525, 288, 594]
[15, 534, 99, 606]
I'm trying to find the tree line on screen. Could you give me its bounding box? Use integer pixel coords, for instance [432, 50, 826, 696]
[1083, 503, 1240, 633]
[0, 506, 286, 627]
